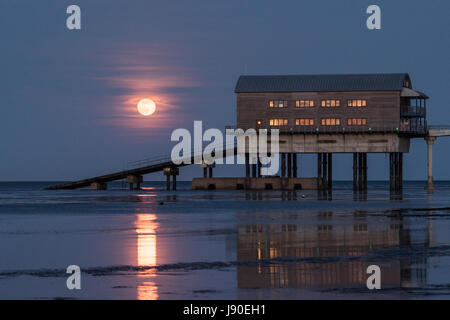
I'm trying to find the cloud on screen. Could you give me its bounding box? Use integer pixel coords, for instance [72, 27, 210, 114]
[92, 42, 201, 129]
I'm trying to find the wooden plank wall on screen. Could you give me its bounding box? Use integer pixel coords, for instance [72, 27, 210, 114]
[236, 91, 401, 130]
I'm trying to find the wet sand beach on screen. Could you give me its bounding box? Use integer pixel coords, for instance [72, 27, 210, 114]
[0, 181, 449, 299]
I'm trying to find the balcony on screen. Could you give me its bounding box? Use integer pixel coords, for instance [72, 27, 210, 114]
[401, 105, 426, 118]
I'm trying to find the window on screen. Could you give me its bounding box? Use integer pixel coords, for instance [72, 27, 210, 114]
[321, 118, 341, 126]
[295, 100, 315, 108]
[321, 99, 340, 108]
[269, 119, 288, 126]
[269, 100, 288, 108]
[295, 118, 315, 126]
[347, 118, 367, 126]
[347, 99, 367, 107]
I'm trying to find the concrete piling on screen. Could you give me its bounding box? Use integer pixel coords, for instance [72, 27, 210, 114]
[164, 167, 179, 190]
[425, 137, 436, 190]
[287, 153, 292, 178]
[327, 153, 333, 189]
[293, 154, 298, 178]
[91, 182, 107, 190]
[389, 152, 403, 191]
[245, 153, 250, 178]
[126, 175, 143, 191]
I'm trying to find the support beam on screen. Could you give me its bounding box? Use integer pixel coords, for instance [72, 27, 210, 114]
[91, 182, 107, 190]
[257, 157, 262, 177]
[327, 153, 332, 189]
[281, 153, 286, 177]
[166, 174, 171, 191]
[358, 153, 363, 191]
[425, 137, 436, 190]
[293, 154, 298, 178]
[323, 153, 327, 189]
[399, 152, 403, 190]
[389, 153, 402, 191]
[390, 153, 394, 190]
[354, 153, 357, 190]
[164, 167, 179, 190]
[362, 153, 367, 190]
[126, 175, 143, 191]
[172, 174, 177, 191]
[287, 153, 292, 178]
[317, 153, 322, 181]
[394, 152, 398, 190]
[245, 153, 250, 178]
[201, 161, 215, 179]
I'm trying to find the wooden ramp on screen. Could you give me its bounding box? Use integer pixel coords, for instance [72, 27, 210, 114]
[45, 146, 237, 190]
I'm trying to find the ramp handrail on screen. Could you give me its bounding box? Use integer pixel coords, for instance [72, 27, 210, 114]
[127, 142, 239, 168]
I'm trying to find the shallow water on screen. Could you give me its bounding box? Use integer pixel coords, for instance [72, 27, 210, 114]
[0, 181, 449, 299]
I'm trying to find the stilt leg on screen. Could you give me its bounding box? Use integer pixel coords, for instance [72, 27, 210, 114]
[293, 154, 298, 178]
[323, 153, 328, 189]
[390, 153, 394, 190]
[363, 153, 367, 190]
[399, 152, 403, 190]
[358, 153, 363, 191]
[287, 153, 292, 178]
[245, 153, 250, 178]
[317, 153, 322, 181]
[328, 153, 332, 189]
[353, 152, 357, 191]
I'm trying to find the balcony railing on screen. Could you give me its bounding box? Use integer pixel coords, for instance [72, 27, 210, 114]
[400, 105, 426, 117]
[226, 125, 427, 135]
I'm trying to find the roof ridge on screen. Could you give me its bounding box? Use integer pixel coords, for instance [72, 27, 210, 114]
[235, 73, 410, 93]
[239, 73, 408, 77]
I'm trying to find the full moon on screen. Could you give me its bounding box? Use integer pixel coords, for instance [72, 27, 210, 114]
[137, 99, 156, 116]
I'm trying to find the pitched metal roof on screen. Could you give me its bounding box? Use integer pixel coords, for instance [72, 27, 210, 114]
[401, 87, 429, 99]
[235, 73, 410, 93]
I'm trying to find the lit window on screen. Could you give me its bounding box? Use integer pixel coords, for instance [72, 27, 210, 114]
[321, 99, 340, 108]
[321, 118, 341, 126]
[269, 118, 288, 126]
[269, 100, 288, 108]
[296, 118, 314, 126]
[347, 99, 367, 107]
[295, 100, 315, 108]
[347, 118, 367, 126]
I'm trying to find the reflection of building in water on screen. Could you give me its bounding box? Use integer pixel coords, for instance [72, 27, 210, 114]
[135, 214, 159, 299]
[237, 211, 429, 289]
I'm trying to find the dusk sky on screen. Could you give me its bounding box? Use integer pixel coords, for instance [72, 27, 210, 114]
[1, 0, 449, 181]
